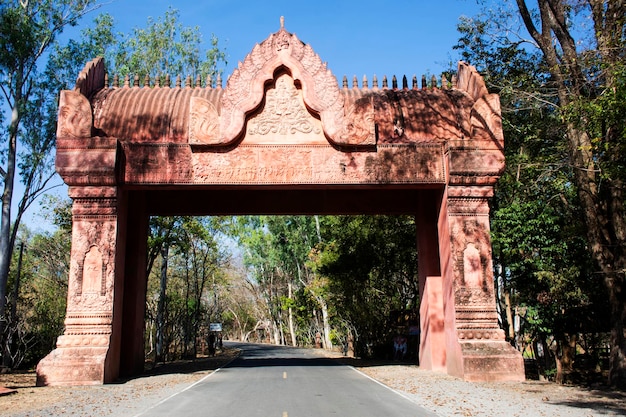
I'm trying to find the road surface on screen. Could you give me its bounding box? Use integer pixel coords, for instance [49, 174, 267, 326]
[137, 342, 436, 417]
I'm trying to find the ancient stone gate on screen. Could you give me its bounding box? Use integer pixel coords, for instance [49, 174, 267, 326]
[37, 23, 524, 385]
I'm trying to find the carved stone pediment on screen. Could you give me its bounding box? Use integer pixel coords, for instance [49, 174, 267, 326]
[189, 22, 375, 147]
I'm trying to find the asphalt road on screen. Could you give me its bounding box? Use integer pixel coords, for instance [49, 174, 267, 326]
[136, 342, 437, 417]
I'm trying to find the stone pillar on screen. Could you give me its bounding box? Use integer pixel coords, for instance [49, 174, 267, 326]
[36, 186, 122, 385]
[118, 191, 149, 377]
[416, 190, 446, 371]
[443, 186, 524, 381]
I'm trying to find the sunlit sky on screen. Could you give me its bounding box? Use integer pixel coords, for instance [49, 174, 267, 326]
[26, 0, 485, 230]
[87, 0, 482, 79]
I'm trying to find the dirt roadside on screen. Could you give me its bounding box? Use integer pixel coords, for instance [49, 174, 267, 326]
[0, 348, 240, 417]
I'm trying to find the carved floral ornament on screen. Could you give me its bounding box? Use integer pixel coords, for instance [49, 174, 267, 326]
[189, 18, 375, 147]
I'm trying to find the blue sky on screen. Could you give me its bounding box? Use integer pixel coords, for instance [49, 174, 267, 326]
[80, 0, 482, 82]
[26, 0, 484, 231]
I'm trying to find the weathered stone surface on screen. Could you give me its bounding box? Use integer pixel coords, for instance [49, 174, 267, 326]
[41, 22, 522, 385]
[188, 144, 445, 185]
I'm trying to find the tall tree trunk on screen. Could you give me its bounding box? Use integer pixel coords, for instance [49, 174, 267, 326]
[553, 339, 564, 384]
[156, 244, 169, 362]
[554, 334, 578, 384]
[227, 307, 242, 340]
[287, 282, 297, 347]
[320, 299, 332, 350]
[0, 94, 21, 347]
[2, 242, 23, 368]
[504, 290, 515, 342]
[273, 319, 281, 345]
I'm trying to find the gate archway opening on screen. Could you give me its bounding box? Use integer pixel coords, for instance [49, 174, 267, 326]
[37, 22, 524, 385]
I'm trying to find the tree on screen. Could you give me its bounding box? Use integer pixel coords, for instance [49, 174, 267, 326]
[263, 216, 327, 347]
[221, 264, 266, 342]
[146, 217, 229, 360]
[144, 216, 187, 361]
[310, 215, 419, 358]
[512, 0, 625, 387]
[229, 215, 419, 356]
[107, 7, 225, 85]
[0, 0, 99, 363]
[227, 216, 325, 347]
[228, 216, 292, 345]
[455, 0, 625, 386]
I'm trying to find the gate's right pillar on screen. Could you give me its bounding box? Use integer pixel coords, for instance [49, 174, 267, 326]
[439, 185, 524, 381]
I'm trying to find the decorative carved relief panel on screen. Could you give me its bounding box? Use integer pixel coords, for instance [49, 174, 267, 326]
[67, 193, 117, 314]
[447, 195, 504, 341]
[244, 73, 325, 144]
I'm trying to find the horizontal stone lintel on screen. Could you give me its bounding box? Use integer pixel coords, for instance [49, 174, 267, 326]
[55, 140, 505, 187]
[122, 143, 448, 185]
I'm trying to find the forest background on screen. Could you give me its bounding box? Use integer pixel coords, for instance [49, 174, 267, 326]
[0, 0, 624, 389]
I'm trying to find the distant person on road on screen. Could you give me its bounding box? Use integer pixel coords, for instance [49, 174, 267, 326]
[393, 334, 407, 360]
[208, 332, 216, 356]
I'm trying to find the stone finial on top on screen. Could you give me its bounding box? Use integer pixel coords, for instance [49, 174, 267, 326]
[280, 16, 285, 29]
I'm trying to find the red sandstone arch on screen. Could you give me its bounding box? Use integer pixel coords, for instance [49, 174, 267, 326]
[37, 23, 523, 385]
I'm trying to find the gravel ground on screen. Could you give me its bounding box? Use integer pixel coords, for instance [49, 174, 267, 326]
[355, 364, 626, 417]
[1, 347, 625, 417]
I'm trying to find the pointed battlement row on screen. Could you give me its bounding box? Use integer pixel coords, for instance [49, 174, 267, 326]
[101, 72, 456, 90]
[103, 73, 224, 89]
[340, 74, 455, 90]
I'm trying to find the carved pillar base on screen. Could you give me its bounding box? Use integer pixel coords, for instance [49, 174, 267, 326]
[36, 311, 113, 385]
[458, 340, 524, 382]
[455, 307, 524, 381]
[36, 342, 108, 386]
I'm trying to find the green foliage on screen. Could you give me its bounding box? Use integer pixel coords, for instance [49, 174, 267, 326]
[226, 215, 320, 345]
[4, 227, 70, 368]
[107, 7, 226, 83]
[0, 6, 39, 72]
[310, 215, 418, 357]
[226, 214, 419, 354]
[562, 61, 626, 183]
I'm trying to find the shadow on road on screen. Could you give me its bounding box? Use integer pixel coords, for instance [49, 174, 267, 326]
[114, 347, 241, 384]
[226, 356, 342, 368]
[332, 356, 418, 368]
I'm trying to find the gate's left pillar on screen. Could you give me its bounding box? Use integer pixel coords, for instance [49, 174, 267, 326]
[36, 186, 122, 385]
